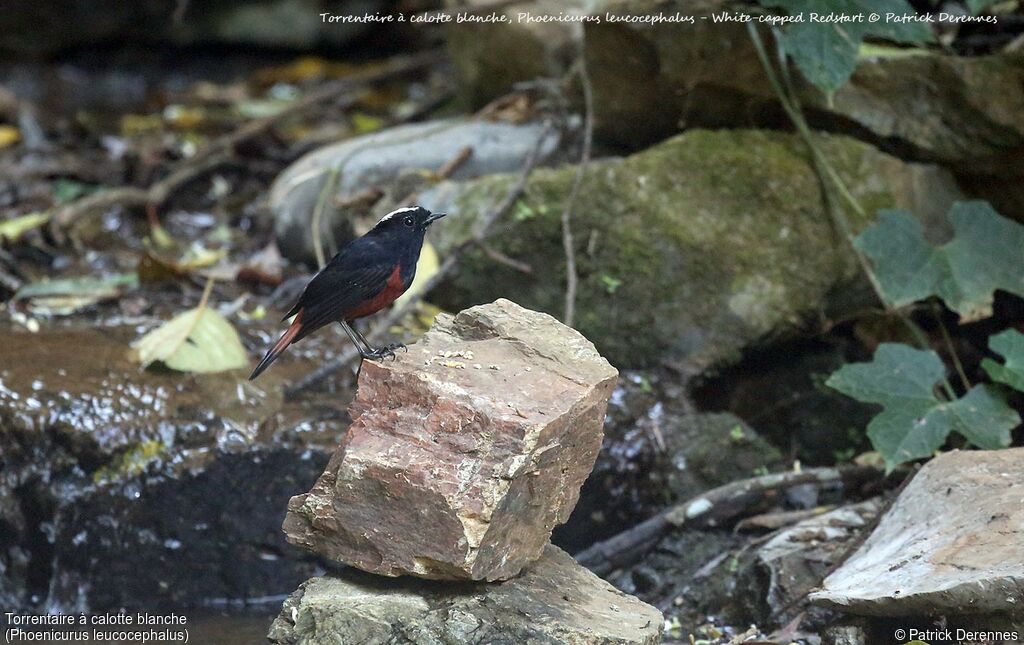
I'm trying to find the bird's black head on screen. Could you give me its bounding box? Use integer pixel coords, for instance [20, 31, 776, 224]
[368, 206, 446, 239]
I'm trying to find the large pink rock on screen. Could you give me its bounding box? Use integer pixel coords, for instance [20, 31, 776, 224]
[282, 298, 618, 581]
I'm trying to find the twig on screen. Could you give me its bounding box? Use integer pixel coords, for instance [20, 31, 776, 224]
[734, 506, 834, 533]
[560, 34, 594, 328]
[337, 186, 384, 209]
[435, 146, 473, 180]
[285, 122, 553, 398]
[573, 464, 883, 577]
[50, 151, 232, 242]
[311, 166, 343, 269]
[480, 243, 533, 274]
[932, 303, 971, 391]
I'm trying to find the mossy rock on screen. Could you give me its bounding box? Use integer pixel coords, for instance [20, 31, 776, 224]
[422, 129, 959, 369]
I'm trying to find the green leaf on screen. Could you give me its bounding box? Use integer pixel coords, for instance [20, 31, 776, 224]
[14, 273, 139, 315]
[827, 343, 1018, 470]
[132, 306, 249, 374]
[855, 201, 1024, 321]
[983, 329, 1024, 392]
[761, 0, 931, 92]
[52, 178, 98, 204]
[14, 273, 139, 300]
[0, 212, 50, 243]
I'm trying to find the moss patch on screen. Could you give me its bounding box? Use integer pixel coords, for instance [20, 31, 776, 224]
[430, 129, 946, 368]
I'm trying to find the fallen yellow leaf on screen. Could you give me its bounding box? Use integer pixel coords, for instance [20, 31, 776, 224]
[0, 125, 21, 148]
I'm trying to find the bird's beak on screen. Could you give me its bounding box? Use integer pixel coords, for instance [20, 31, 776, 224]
[424, 212, 447, 225]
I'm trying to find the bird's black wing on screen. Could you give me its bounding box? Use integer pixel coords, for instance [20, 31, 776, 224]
[287, 238, 394, 342]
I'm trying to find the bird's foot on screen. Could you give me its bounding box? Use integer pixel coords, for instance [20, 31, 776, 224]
[363, 342, 406, 361]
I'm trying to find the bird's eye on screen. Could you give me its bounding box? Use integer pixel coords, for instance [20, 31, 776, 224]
[403, 216, 415, 227]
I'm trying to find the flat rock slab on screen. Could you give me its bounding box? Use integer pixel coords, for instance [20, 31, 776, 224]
[283, 299, 618, 581]
[810, 448, 1024, 616]
[267, 545, 663, 645]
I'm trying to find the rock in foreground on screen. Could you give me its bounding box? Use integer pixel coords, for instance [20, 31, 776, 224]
[810, 448, 1024, 616]
[283, 299, 618, 581]
[267, 545, 662, 645]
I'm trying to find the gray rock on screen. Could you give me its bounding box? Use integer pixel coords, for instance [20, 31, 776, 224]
[585, 0, 1024, 165]
[267, 544, 664, 645]
[448, 0, 1024, 221]
[282, 299, 618, 581]
[418, 129, 962, 369]
[446, 0, 581, 106]
[744, 500, 882, 622]
[269, 119, 562, 264]
[810, 448, 1024, 616]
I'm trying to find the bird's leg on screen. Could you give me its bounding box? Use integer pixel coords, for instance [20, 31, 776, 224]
[339, 321, 404, 361]
[338, 320, 375, 358]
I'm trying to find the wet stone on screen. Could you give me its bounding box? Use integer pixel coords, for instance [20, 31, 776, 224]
[0, 321, 352, 611]
[282, 299, 618, 581]
[267, 544, 663, 645]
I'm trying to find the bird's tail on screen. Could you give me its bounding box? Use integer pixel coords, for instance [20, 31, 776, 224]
[249, 310, 304, 381]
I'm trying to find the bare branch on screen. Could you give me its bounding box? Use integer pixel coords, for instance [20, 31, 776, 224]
[560, 35, 594, 327]
[573, 464, 886, 577]
[480, 243, 533, 274]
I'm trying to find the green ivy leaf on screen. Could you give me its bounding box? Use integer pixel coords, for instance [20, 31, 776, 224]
[760, 0, 931, 93]
[827, 343, 1018, 470]
[983, 330, 1024, 392]
[855, 201, 1024, 321]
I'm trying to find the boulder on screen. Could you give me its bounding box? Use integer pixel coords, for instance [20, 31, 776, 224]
[810, 448, 1024, 616]
[419, 129, 962, 369]
[267, 544, 663, 645]
[269, 118, 562, 264]
[282, 299, 618, 581]
[445, 0, 581, 107]
[588, 0, 1024, 169]
[448, 0, 1024, 171]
